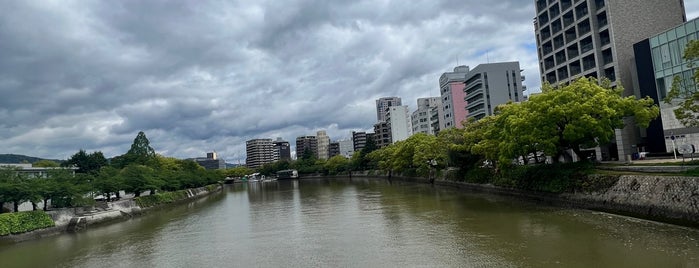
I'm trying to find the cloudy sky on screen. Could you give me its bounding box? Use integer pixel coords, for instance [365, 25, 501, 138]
[1, 1, 698, 163]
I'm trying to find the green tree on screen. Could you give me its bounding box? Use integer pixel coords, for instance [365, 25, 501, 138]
[33, 160, 59, 167]
[112, 131, 156, 168]
[93, 166, 124, 201]
[498, 77, 658, 162]
[324, 155, 350, 175]
[665, 40, 699, 127]
[64, 150, 107, 174]
[121, 164, 159, 197]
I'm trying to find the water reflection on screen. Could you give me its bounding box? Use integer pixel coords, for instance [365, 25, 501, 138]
[1, 178, 698, 268]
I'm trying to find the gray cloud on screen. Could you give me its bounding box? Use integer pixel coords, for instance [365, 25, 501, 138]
[0, 0, 696, 162]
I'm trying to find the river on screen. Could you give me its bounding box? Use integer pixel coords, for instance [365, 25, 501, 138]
[1, 178, 698, 268]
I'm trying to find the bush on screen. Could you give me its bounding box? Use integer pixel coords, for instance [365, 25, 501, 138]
[0, 211, 55, 236]
[135, 190, 189, 208]
[462, 167, 493, 183]
[498, 162, 595, 193]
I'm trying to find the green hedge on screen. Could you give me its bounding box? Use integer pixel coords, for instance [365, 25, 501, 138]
[135, 190, 189, 208]
[0, 211, 55, 236]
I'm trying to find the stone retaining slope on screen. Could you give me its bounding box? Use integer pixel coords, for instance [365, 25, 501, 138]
[563, 175, 699, 225]
[372, 174, 699, 227]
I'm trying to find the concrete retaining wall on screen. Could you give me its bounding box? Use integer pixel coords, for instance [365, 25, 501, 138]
[2, 184, 222, 242]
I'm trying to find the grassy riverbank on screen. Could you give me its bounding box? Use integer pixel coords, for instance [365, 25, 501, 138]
[0, 211, 55, 236]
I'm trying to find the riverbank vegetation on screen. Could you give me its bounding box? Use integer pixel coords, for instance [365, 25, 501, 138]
[0, 211, 54, 235]
[0, 131, 234, 214]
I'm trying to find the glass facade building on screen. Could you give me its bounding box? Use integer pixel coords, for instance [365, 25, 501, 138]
[649, 18, 699, 152]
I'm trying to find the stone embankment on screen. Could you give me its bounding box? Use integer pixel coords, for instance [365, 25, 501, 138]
[353, 172, 699, 227]
[562, 175, 699, 225]
[2, 185, 222, 242]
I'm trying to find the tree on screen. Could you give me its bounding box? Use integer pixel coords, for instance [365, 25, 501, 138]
[64, 150, 108, 174]
[120, 164, 159, 197]
[93, 166, 124, 201]
[112, 131, 156, 168]
[504, 77, 658, 161]
[324, 155, 349, 175]
[665, 40, 699, 127]
[33, 160, 59, 167]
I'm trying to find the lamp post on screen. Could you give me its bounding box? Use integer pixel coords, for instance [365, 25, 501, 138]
[427, 159, 437, 184]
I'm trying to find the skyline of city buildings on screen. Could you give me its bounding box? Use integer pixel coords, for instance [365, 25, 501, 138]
[230, 0, 697, 165]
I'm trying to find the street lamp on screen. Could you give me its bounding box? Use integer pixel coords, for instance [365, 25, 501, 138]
[427, 159, 437, 184]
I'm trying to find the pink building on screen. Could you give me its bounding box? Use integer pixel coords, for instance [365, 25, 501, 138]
[439, 65, 469, 130]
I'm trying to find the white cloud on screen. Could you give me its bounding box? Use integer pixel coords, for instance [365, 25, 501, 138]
[0, 0, 696, 163]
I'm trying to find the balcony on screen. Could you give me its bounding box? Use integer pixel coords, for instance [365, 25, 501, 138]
[465, 81, 483, 95]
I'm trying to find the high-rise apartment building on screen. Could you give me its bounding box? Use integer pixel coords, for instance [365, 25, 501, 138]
[465, 62, 525, 120]
[295, 136, 318, 159]
[352, 131, 368, 151]
[338, 139, 354, 157]
[387, 106, 411, 143]
[272, 137, 291, 161]
[412, 97, 441, 135]
[534, 0, 685, 159]
[376, 97, 402, 122]
[439, 65, 469, 130]
[317, 130, 330, 160]
[328, 142, 340, 158]
[246, 139, 273, 169]
[373, 121, 392, 148]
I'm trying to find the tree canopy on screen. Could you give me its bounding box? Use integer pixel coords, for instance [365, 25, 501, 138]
[665, 40, 699, 127]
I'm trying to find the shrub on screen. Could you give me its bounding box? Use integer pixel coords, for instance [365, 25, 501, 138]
[0, 211, 55, 236]
[135, 190, 189, 208]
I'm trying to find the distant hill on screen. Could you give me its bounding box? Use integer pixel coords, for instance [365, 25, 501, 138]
[0, 154, 63, 164]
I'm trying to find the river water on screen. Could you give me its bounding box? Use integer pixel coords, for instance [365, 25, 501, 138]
[1, 178, 698, 268]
